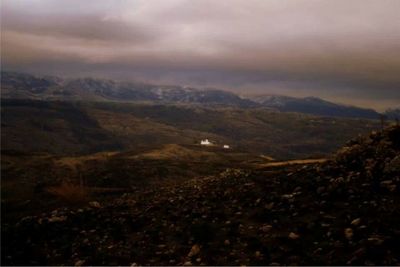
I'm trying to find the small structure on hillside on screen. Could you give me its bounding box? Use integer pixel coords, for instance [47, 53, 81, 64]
[223, 145, 230, 149]
[200, 139, 212, 146]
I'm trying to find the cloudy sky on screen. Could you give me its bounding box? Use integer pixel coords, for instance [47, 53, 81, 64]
[2, 0, 400, 110]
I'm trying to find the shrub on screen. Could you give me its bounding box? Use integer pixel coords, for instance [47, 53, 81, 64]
[46, 182, 89, 204]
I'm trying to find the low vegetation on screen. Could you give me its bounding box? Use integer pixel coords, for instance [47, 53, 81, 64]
[2, 99, 381, 158]
[45, 182, 90, 204]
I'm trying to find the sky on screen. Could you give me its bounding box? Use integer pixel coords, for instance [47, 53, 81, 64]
[1, 0, 400, 110]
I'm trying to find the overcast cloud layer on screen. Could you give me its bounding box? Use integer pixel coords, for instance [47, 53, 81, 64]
[1, 0, 400, 110]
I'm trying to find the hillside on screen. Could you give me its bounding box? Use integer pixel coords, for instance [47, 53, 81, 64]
[247, 95, 380, 119]
[2, 126, 399, 265]
[1, 143, 260, 225]
[2, 99, 381, 159]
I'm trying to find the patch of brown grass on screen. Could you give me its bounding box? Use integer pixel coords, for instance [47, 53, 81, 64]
[46, 182, 90, 204]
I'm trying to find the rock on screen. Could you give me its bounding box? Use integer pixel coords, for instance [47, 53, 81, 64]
[3, 125, 400, 266]
[282, 194, 294, 199]
[384, 155, 400, 173]
[380, 180, 393, 186]
[317, 186, 326, 194]
[388, 184, 397, 192]
[347, 247, 366, 264]
[351, 218, 361, 226]
[48, 215, 67, 223]
[264, 202, 274, 210]
[294, 186, 302, 192]
[367, 235, 384, 245]
[89, 201, 101, 208]
[326, 231, 332, 237]
[74, 260, 85, 266]
[380, 180, 397, 192]
[344, 228, 354, 240]
[260, 224, 272, 233]
[188, 244, 200, 257]
[288, 232, 300, 240]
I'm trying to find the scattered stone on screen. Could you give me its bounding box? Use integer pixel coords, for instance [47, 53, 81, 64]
[3, 125, 400, 266]
[89, 201, 101, 208]
[367, 235, 384, 245]
[48, 215, 67, 223]
[384, 155, 400, 173]
[264, 202, 274, 210]
[294, 186, 302, 192]
[288, 232, 300, 240]
[351, 218, 361, 226]
[188, 244, 201, 257]
[74, 260, 85, 266]
[380, 180, 393, 186]
[316, 186, 325, 194]
[282, 194, 294, 199]
[260, 224, 272, 233]
[344, 228, 354, 240]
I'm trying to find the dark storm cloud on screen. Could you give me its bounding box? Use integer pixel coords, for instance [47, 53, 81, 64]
[1, 0, 400, 109]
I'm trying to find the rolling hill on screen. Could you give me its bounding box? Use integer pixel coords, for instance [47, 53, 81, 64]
[2, 99, 381, 159]
[247, 95, 381, 119]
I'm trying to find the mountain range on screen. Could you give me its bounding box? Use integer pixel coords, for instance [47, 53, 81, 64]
[1, 71, 389, 119]
[247, 95, 382, 119]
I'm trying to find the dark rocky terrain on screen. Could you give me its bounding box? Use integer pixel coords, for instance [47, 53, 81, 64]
[2, 125, 399, 265]
[1, 72, 397, 265]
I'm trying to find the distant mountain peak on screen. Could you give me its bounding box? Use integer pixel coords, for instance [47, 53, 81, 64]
[244, 94, 380, 119]
[1, 71, 381, 119]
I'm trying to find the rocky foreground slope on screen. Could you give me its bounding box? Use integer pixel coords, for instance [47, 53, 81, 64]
[2, 126, 400, 265]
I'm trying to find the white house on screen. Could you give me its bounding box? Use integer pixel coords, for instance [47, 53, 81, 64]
[200, 139, 212, 146]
